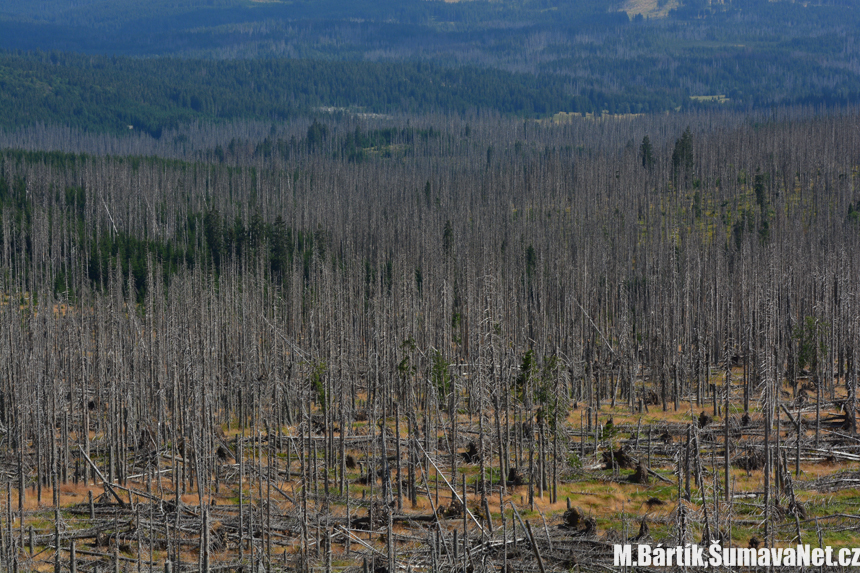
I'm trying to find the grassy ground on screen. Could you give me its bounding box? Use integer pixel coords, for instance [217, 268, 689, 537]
[8, 371, 860, 571]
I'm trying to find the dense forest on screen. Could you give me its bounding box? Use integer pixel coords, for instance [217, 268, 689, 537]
[0, 106, 859, 571]
[0, 53, 601, 136]
[2, 0, 860, 124]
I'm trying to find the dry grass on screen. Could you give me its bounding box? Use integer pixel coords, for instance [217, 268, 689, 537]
[547, 111, 646, 124]
[12, 484, 104, 511]
[691, 94, 730, 103]
[8, 379, 859, 569]
[619, 0, 681, 18]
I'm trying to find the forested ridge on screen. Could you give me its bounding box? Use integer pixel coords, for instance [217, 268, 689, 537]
[1, 108, 860, 570]
[0, 52, 598, 135]
[2, 0, 860, 132]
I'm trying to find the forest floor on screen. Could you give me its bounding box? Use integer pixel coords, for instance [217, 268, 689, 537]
[9, 369, 860, 572]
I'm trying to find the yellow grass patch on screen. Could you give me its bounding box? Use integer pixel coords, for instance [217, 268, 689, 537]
[547, 111, 645, 124]
[12, 486, 105, 511]
[691, 94, 730, 103]
[620, 0, 681, 18]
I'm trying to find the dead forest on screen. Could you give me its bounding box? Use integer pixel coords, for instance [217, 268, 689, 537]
[1, 107, 860, 572]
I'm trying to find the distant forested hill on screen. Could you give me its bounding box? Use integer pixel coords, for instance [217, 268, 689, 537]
[0, 52, 621, 135]
[0, 0, 859, 132]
